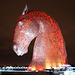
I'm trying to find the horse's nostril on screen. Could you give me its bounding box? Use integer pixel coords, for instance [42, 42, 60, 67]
[13, 45, 16, 50]
[13, 45, 18, 51]
[13, 45, 22, 56]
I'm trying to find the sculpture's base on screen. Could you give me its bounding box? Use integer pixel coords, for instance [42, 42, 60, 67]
[0, 70, 75, 75]
[0, 72, 59, 75]
[0, 66, 75, 75]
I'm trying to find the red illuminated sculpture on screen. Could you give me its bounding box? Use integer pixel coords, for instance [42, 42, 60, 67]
[13, 5, 67, 71]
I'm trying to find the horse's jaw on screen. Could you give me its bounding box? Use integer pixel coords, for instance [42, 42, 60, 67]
[13, 45, 28, 56]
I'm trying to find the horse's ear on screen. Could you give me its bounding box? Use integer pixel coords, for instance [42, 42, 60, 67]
[22, 4, 28, 15]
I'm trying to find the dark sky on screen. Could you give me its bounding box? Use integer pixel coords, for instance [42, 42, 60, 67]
[0, 0, 75, 66]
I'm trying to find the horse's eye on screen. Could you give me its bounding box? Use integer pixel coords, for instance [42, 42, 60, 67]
[18, 21, 23, 26]
[18, 21, 23, 29]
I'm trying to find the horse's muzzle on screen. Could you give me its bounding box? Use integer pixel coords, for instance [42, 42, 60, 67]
[13, 45, 28, 56]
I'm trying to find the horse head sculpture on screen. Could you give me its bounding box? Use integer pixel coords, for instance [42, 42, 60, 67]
[13, 5, 67, 71]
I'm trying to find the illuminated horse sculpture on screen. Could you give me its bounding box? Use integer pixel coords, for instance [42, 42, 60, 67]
[13, 5, 67, 71]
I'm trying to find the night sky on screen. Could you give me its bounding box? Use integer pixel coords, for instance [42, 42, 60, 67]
[0, 0, 75, 66]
